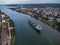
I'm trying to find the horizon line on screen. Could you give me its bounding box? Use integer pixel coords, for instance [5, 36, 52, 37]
[0, 3, 60, 5]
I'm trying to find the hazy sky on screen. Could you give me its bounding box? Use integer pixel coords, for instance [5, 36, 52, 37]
[0, 0, 60, 4]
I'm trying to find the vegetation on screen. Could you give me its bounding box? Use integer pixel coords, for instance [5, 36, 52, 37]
[10, 8, 16, 10]
[9, 19, 15, 27]
[0, 15, 1, 38]
[5, 15, 16, 45]
[33, 14, 60, 31]
[9, 19, 16, 45]
[0, 27, 1, 38]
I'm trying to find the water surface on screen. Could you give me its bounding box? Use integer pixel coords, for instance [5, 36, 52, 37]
[0, 6, 60, 45]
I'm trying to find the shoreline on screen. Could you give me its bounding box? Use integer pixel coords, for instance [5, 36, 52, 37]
[0, 10, 16, 45]
[11, 8, 60, 31]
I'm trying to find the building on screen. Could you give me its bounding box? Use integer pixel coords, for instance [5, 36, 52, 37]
[48, 16, 54, 22]
[55, 18, 60, 23]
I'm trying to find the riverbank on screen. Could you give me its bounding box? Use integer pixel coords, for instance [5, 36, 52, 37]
[1, 8, 60, 45]
[0, 13, 1, 45]
[33, 15, 60, 31]
[11, 8, 60, 31]
[0, 10, 16, 45]
[9, 19, 16, 45]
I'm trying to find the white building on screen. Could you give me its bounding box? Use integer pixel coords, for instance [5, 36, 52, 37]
[2, 20, 6, 23]
[48, 17, 54, 22]
[1, 14, 5, 19]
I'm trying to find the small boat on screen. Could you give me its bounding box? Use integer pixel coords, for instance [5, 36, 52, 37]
[28, 20, 43, 32]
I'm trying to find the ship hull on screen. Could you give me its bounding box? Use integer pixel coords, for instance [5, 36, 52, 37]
[28, 21, 42, 32]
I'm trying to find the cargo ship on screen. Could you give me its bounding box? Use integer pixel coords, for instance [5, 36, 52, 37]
[28, 20, 42, 32]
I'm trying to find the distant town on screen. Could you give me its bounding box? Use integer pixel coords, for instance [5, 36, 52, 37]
[12, 7, 60, 30]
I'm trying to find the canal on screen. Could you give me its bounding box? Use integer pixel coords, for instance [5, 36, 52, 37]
[0, 6, 60, 45]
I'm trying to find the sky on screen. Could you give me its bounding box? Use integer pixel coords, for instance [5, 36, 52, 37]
[0, 0, 60, 4]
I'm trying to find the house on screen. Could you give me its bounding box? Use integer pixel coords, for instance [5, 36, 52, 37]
[2, 20, 6, 23]
[55, 18, 60, 23]
[1, 14, 5, 19]
[48, 16, 54, 22]
[42, 15, 47, 18]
